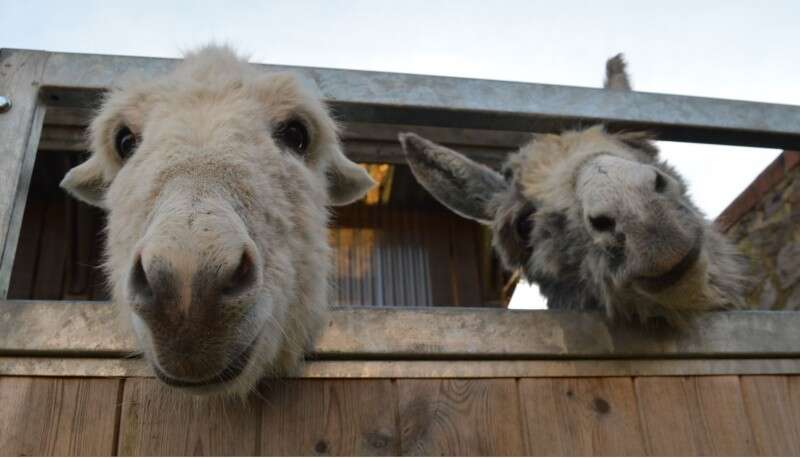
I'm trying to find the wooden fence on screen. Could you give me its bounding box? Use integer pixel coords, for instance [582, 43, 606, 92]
[2, 48, 800, 455]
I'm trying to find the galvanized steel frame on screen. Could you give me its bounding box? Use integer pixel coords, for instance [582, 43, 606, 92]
[1, 48, 800, 377]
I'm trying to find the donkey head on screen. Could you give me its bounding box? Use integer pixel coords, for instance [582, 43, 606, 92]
[399, 55, 745, 322]
[61, 46, 375, 394]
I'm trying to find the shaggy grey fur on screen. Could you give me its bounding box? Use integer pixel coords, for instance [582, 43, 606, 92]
[401, 54, 748, 323]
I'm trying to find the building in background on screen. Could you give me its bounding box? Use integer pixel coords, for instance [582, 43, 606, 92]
[717, 150, 800, 309]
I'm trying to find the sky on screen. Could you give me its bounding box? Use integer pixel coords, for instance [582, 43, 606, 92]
[3, 0, 798, 309]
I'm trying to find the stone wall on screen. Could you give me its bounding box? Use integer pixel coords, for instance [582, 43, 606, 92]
[716, 151, 800, 309]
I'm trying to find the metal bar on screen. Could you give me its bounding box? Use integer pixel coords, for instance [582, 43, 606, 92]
[0, 50, 49, 299]
[0, 105, 46, 298]
[8, 47, 794, 149]
[35, 125, 509, 167]
[1, 356, 799, 378]
[2, 300, 800, 359]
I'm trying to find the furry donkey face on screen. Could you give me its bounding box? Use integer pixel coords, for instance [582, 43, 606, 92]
[61, 46, 374, 395]
[400, 56, 745, 322]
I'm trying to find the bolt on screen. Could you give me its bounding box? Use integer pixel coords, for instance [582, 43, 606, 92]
[0, 96, 10, 113]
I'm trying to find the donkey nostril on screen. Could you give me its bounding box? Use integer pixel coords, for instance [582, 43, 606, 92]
[222, 251, 257, 296]
[129, 255, 153, 300]
[589, 215, 616, 233]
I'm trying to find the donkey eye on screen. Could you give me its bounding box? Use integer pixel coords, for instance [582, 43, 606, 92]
[114, 126, 138, 160]
[515, 204, 536, 242]
[275, 120, 309, 154]
[654, 171, 667, 193]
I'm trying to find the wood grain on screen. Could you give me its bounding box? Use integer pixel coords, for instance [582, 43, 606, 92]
[88, 206, 109, 300]
[5, 186, 45, 299]
[686, 376, 757, 455]
[0, 376, 120, 456]
[425, 213, 455, 307]
[398, 378, 525, 456]
[519, 377, 645, 456]
[32, 156, 70, 300]
[635, 377, 713, 455]
[6, 302, 800, 360]
[638, 377, 757, 455]
[64, 194, 92, 299]
[741, 375, 800, 455]
[260, 378, 397, 456]
[378, 209, 395, 306]
[450, 219, 481, 306]
[118, 377, 260, 456]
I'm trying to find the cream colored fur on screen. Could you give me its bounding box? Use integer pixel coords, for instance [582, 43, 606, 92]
[60, 45, 375, 395]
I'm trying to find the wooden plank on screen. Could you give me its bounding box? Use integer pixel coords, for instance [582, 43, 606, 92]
[5, 186, 45, 299]
[87, 206, 109, 300]
[0, 49, 49, 299]
[685, 376, 757, 455]
[333, 226, 349, 305]
[4, 357, 800, 379]
[381, 208, 397, 306]
[63, 155, 99, 301]
[519, 377, 645, 456]
[118, 377, 260, 455]
[260, 379, 398, 456]
[31, 155, 70, 300]
[354, 208, 367, 305]
[450, 219, 482, 306]
[0, 376, 120, 455]
[43, 106, 93, 127]
[410, 211, 431, 307]
[398, 378, 525, 455]
[354, 206, 370, 305]
[313, 308, 800, 360]
[741, 375, 800, 455]
[0, 301, 135, 356]
[64, 199, 93, 299]
[790, 376, 800, 445]
[4, 301, 800, 359]
[398, 209, 416, 306]
[425, 213, 455, 306]
[635, 377, 713, 455]
[391, 210, 407, 306]
[302, 358, 800, 379]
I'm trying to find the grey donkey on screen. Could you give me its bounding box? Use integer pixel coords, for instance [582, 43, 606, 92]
[399, 55, 747, 323]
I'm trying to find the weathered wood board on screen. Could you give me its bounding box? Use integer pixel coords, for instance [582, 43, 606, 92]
[0, 375, 799, 455]
[0, 377, 120, 456]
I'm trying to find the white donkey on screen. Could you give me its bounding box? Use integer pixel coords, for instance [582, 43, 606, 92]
[61, 46, 375, 395]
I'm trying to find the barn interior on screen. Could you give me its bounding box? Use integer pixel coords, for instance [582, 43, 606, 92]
[7, 108, 519, 307]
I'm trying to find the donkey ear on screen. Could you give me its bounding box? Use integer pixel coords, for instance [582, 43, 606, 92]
[399, 132, 507, 224]
[60, 155, 110, 209]
[604, 53, 632, 90]
[326, 148, 377, 206]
